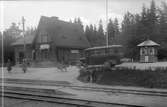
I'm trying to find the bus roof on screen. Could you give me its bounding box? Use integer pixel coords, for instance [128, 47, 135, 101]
[85, 45, 123, 51]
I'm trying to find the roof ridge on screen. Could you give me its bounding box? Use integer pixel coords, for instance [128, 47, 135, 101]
[137, 40, 160, 47]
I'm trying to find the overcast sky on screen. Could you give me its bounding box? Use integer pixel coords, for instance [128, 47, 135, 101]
[0, 0, 165, 31]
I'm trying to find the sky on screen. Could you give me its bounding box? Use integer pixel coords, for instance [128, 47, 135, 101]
[0, 0, 165, 32]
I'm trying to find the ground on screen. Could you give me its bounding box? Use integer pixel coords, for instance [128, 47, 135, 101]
[0, 66, 83, 85]
[1, 63, 167, 107]
[2, 62, 167, 82]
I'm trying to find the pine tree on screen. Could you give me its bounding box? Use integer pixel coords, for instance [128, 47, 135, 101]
[113, 18, 119, 36]
[107, 19, 114, 45]
[147, 0, 158, 40]
[159, 1, 167, 41]
[85, 25, 91, 44]
[74, 17, 84, 31]
[158, 1, 167, 59]
[97, 20, 105, 46]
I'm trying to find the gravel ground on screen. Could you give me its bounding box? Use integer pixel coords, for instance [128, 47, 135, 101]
[0, 66, 83, 85]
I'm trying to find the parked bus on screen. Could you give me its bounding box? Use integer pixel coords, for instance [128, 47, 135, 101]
[82, 45, 124, 69]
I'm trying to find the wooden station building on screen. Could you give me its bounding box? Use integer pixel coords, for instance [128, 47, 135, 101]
[137, 40, 160, 63]
[12, 16, 90, 65]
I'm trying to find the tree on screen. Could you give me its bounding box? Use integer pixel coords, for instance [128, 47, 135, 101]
[158, 1, 167, 60]
[118, 0, 167, 60]
[121, 12, 136, 44]
[74, 17, 84, 31]
[6, 22, 22, 38]
[85, 25, 93, 46]
[159, 1, 167, 41]
[3, 22, 22, 64]
[113, 18, 119, 37]
[93, 25, 97, 40]
[84, 20, 105, 47]
[107, 19, 115, 45]
[107, 18, 120, 45]
[97, 20, 105, 46]
[147, 0, 158, 40]
[25, 27, 36, 36]
[97, 20, 104, 37]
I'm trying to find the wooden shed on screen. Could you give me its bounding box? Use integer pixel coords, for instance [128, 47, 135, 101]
[137, 40, 160, 63]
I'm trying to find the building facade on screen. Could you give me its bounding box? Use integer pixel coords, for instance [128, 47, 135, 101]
[12, 16, 90, 65]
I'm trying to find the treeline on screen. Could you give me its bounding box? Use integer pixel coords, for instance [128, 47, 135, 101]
[73, 18, 120, 47]
[120, 0, 167, 60]
[80, 0, 167, 60]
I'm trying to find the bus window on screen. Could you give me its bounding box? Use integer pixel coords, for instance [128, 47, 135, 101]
[108, 48, 113, 54]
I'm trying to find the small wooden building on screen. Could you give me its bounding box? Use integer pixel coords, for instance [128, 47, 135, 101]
[137, 40, 160, 63]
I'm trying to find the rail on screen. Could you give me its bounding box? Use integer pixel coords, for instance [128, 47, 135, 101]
[1, 88, 144, 107]
[1, 78, 167, 97]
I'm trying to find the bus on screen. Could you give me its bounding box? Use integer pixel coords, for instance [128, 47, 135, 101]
[83, 45, 124, 68]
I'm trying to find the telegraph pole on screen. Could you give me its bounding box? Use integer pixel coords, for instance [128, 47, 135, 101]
[22, 16, 26, 59]
[106, 0, 109, 47]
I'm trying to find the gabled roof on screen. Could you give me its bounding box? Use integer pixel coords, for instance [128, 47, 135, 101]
[137, 40, 160, 47]
[11, 34, 35, 46]
[36, 16, 90, 49]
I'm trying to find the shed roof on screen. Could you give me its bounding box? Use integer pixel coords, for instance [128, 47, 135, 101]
[36, 16, 90, 49]
[11, 34, 35, 46]
[137, 40, 160, 47]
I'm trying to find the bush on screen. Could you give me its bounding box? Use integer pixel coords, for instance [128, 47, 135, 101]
[78, 68, 167, 89]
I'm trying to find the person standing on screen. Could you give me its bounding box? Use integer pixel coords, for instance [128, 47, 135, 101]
[22, 59, 27, 73]
[6, 59, 12, 73]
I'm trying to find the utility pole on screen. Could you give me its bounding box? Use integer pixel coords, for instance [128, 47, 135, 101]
[106, 0, 109, 47]
[22, 16, 26, 59]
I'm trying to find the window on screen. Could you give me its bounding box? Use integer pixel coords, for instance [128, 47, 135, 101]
[141, 48, 145, 55]
[150, 47, 154, 55]
[39, 31, 49, 43]
[108, 48, 113, 54]
[42, 34, 48, 43]
[71, 50, 79, 53]
[144, 47, 147, 55]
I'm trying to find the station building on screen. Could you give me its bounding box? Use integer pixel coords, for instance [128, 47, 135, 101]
[12, 16, 90, 65]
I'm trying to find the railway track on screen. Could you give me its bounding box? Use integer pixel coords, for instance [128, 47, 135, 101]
[1, 87, 144, 107]
[1, 78, 167, 97]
